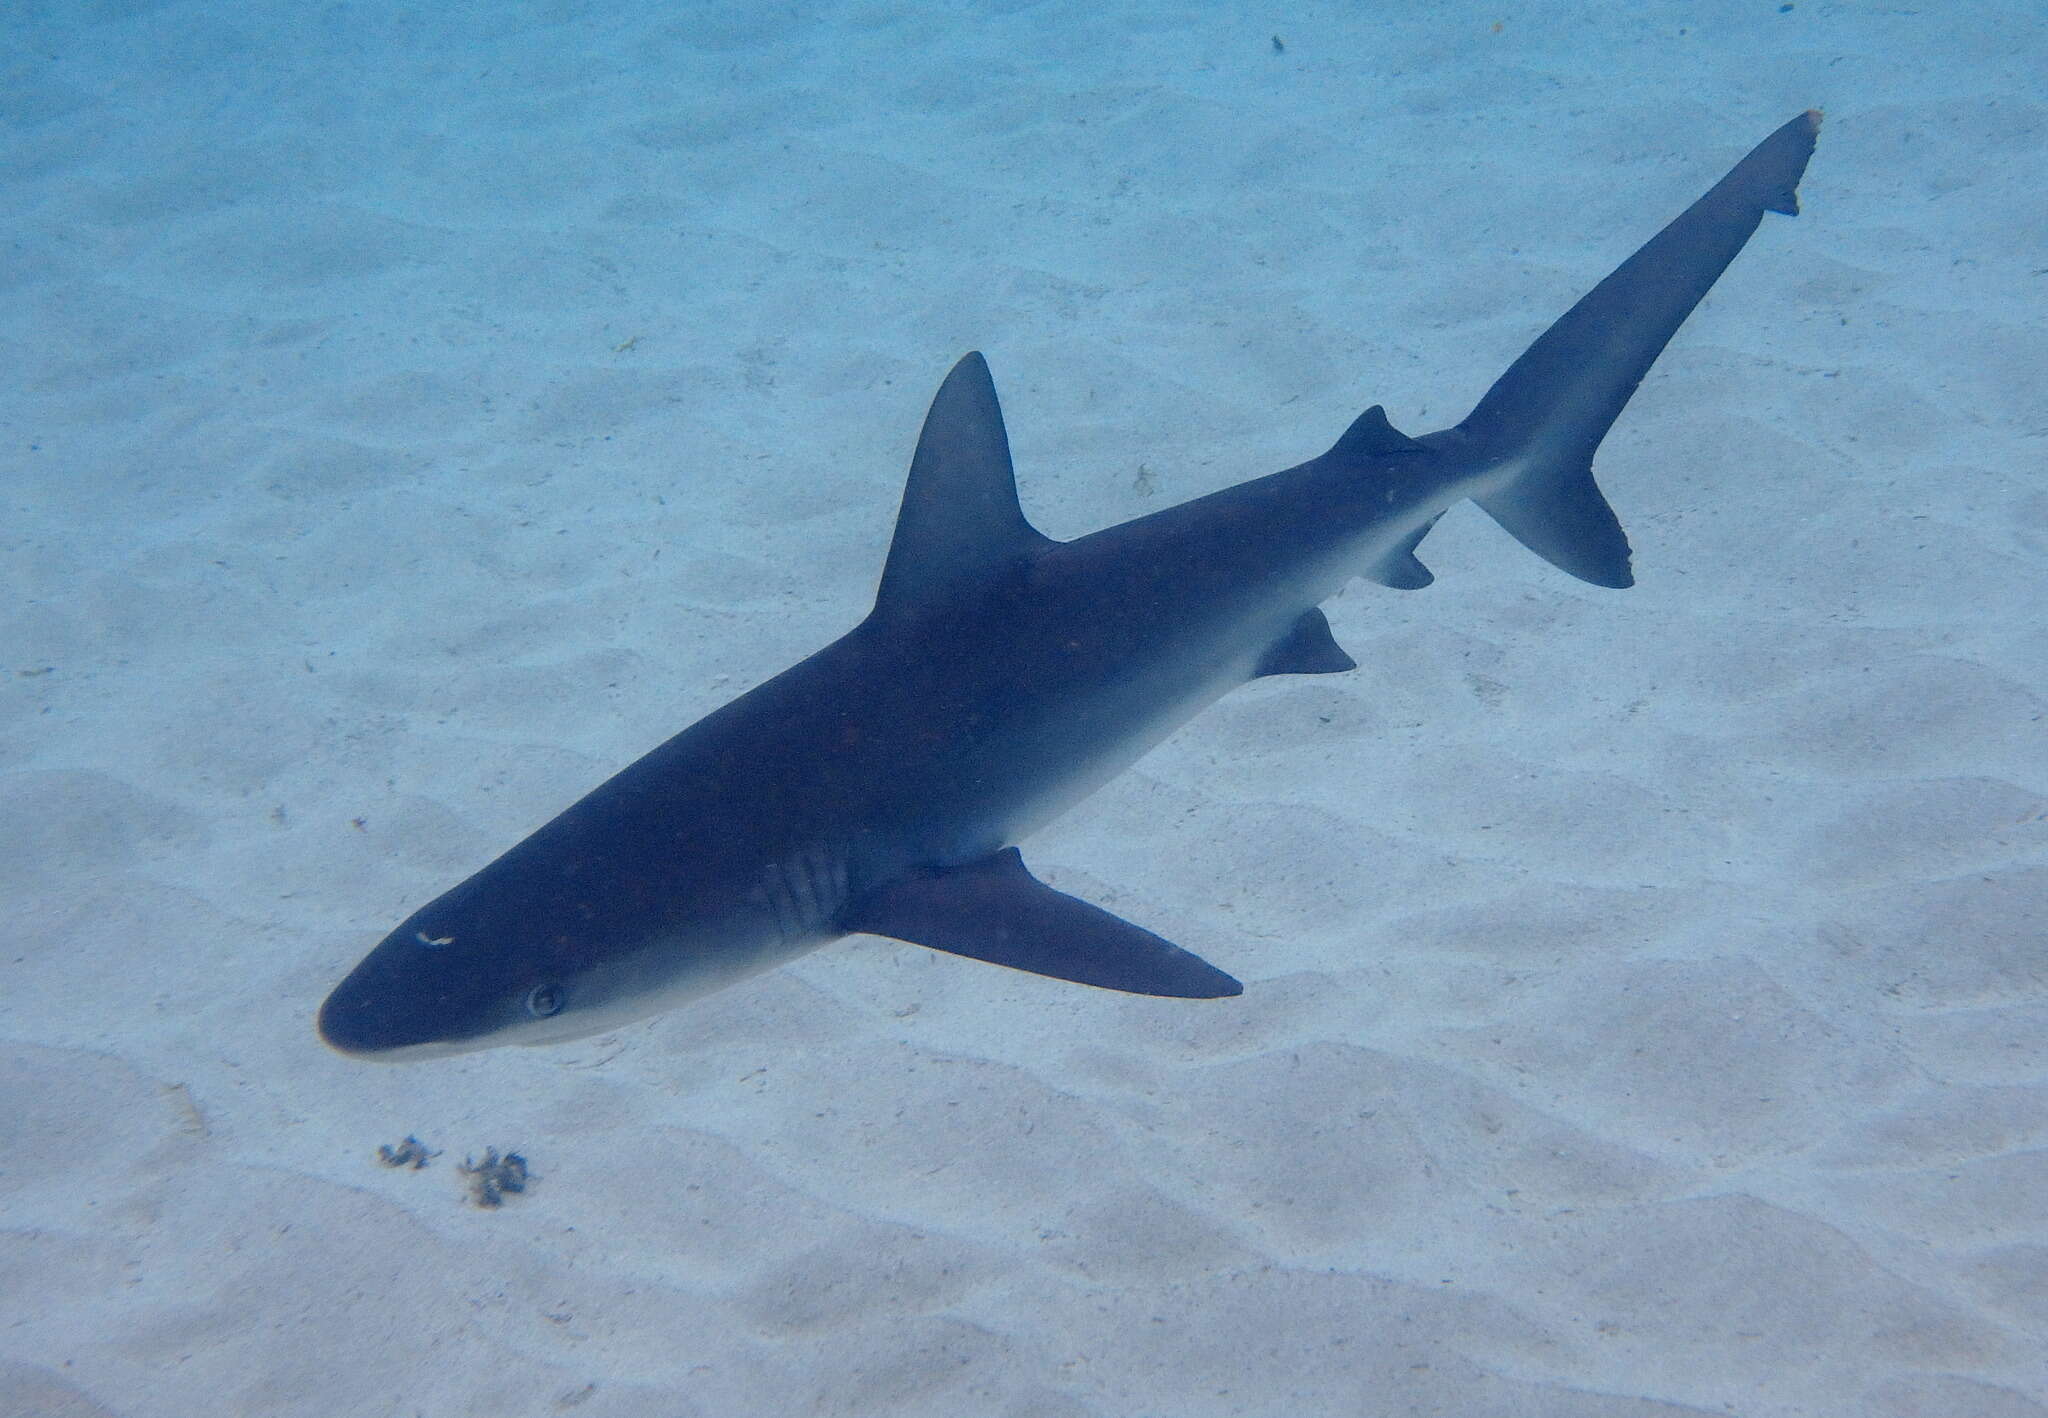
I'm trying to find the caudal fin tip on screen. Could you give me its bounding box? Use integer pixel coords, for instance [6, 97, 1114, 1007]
[1749, 109, 1823, 217]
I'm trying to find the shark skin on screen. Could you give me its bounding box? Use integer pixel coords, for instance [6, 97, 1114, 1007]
[318, 112, 1821, 1061]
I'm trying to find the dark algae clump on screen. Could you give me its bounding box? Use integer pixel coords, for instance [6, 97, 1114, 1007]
[458, 1148, 530, 1208]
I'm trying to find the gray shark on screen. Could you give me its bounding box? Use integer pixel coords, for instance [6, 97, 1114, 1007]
[319, 112, 1820, 1060]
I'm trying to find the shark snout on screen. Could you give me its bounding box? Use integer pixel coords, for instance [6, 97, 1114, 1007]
[315, 988, 398, 1059]
[316, 977, 429, 1060]
[316, 937, 489, 1061]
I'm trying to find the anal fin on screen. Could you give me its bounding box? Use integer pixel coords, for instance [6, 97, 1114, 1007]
[1364, 518, 1439, 590]
[842, 848, 1243, 998]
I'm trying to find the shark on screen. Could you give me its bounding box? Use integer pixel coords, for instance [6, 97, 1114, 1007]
[318, 111, 1820, 1060]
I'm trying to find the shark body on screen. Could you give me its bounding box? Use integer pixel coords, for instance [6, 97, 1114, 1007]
[319, 112, 1820, 1060]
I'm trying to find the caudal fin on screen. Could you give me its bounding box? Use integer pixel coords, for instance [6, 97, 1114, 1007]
[1456, 111, 1821, 589]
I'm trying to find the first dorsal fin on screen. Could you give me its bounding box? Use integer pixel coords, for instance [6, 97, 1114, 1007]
[872, 353, 1056, 620]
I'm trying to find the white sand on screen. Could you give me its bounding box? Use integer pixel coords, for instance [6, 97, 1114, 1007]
[4, 2, 2045, 1414]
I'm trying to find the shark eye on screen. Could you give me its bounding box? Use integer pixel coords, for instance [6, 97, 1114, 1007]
[525, 984, 565, 1019]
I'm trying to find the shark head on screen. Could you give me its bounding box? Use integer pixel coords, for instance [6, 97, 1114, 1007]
[316, 911, 576, 1061]
[315, 915, 609, 1063]
[317, 818, 853, 1060]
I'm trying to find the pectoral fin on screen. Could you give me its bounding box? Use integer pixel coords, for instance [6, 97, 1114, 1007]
[843, 847, 1243, 998]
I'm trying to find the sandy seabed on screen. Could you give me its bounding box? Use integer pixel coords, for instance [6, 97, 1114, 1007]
[3, 2, 2045, 1415]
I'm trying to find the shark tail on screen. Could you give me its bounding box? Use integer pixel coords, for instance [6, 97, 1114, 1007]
[1448, 110, 1821, 589]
